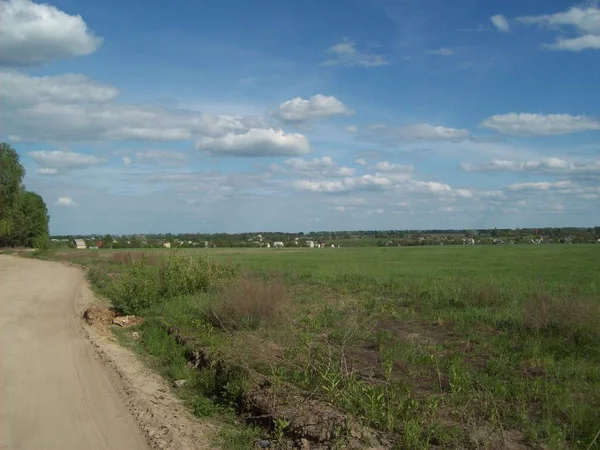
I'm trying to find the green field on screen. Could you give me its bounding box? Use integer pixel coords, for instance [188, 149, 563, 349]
[54, 245, 600, 449]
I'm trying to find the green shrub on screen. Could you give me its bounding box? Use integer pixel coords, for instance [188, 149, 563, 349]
[110, 258, 161, 314]
[108, 252, 239, 315]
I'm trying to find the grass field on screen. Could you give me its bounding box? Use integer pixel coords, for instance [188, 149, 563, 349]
[51, 245, 600, 449]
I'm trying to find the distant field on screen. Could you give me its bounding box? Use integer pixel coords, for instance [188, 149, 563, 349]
[53, 245, 600, 448]
[59, 244, 600, 295]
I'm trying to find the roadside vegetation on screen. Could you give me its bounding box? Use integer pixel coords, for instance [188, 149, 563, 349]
[0, 142, 50, 250]
[55, 246, 600, 449]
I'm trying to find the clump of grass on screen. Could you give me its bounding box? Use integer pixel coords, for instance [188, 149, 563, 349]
[208, 277, 290, 330]
[523, 290, 600, 341]
[108, 252, 239, 315]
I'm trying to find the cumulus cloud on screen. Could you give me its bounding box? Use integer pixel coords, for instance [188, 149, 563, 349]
[373, 161, 414, 173]
[196, 128, 310, 157]
[490, 14, 511, 32]
[293, 174, 393, 193]
[37, 167, 58, 175]
[0, 71, 264, 143]
[508, 181, 573, 191]
[354, 158, 367, 166]
[362, 123, 470, 143]
[517, 6, 600, 51]
[481, 113, 600, 136]
[283, 156, 356, 177]
[0, 0, 103, 66]
[322, 38, 389, 67]
[55, 196, 77, 207]
[28, 150, 105, 173]
[272, 94, 353, 124]
[462, 158, 600, 175]
[0, 71, 118, 105]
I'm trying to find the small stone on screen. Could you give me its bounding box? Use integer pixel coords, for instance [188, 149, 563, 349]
[255, 440, 272, 448]
[173, 379, 187, 388]
[300, 438, 311, 449]
[132, 331, 140, 340]
[112, 316, 130, 327]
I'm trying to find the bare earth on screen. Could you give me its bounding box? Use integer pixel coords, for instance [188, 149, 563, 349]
[0, 256, 213, 450]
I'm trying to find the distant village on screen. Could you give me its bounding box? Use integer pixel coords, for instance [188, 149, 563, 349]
[52, 227, 600, 250]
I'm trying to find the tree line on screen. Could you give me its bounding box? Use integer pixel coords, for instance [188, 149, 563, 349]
[0, 143, 50, 248]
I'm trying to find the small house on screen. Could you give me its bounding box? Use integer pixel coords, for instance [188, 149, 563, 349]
[73, 239, 87, 250]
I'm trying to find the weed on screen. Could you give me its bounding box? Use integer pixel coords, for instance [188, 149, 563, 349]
[208, 277, 290, 330]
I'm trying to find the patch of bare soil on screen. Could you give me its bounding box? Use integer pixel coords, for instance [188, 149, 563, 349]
[79, 287, 218, 450]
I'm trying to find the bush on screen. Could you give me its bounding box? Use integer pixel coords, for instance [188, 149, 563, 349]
[108, 252, 239, 315]
[208, 277, 290, 330]
[110, 258, 161, 314]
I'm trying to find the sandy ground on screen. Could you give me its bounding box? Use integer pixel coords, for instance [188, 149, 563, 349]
[0, 256, 214, 450]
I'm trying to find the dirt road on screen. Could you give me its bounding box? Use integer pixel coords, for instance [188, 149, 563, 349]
[0, 255, 148, 450]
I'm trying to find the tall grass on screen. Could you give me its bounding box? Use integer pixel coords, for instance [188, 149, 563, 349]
[108, 252, 238, 314]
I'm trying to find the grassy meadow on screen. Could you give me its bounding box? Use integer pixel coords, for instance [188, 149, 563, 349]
[51, 245, 600, 449]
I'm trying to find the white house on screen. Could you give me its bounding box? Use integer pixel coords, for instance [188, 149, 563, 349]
[273, 241, 284, 248]
[306, 240, 315, 248]
[73, 239, 86, 250]
[163, 242, 171, 248]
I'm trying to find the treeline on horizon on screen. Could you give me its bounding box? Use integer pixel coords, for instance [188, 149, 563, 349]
[51, 226, 600, 248]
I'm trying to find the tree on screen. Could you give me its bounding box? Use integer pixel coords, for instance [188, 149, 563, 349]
[8, 191, 49, 247]
[0, 143, 26, 237]
[0, 142, 49, 247]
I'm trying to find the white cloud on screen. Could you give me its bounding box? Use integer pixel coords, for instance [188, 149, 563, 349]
[462, 158, 600, 175]
[134, 150, 187, 165]
[123, 156, 132, 166]
[354, 158, 367, 166]
[345, 125, 357, 133]
[0, 71, 118, 104]
[481, 113, 600, 136]
[37, 167, 58, 175]
[293, 174, 393, 193]
[272, 94, 353, 124]
[490, 15, 511, 32]
[196, 128, 310, 157]
[363, 123, 470, 143]
[373, 161, 414, 173]
[1, 71, 263, 143]
[323, 38, 389, 67]
[55, 196, 77, 207]
[508, 181, 573, 191]
[545, 34, 600, 51]
[28, 150, 105, 172]
[517, 6, 600, 51]
[410, 180, 452, 194]
[429, 47, 455, 56]
[0, 0, 103, 66]
[275, 156, 356, 177]
[284, 156, 333, 170]
[455, 189, 474, 198]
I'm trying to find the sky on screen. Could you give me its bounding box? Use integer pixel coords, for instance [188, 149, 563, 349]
[1, 0, 599, 235]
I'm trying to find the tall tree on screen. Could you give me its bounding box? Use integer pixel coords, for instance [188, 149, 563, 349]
[0, 143, 26, 237]
[9, 191, 50, 247]
[0, 142, 50, 247]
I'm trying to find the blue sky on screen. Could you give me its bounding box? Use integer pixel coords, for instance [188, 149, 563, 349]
[1, 0, 599, 234]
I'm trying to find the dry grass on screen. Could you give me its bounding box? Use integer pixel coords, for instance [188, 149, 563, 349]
[523, 290, 600, 339]
[208, 277, 291, 330]
[108, 251, 161, 266]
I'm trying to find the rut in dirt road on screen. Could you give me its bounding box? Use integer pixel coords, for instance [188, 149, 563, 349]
[0, 255, 148, 450]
